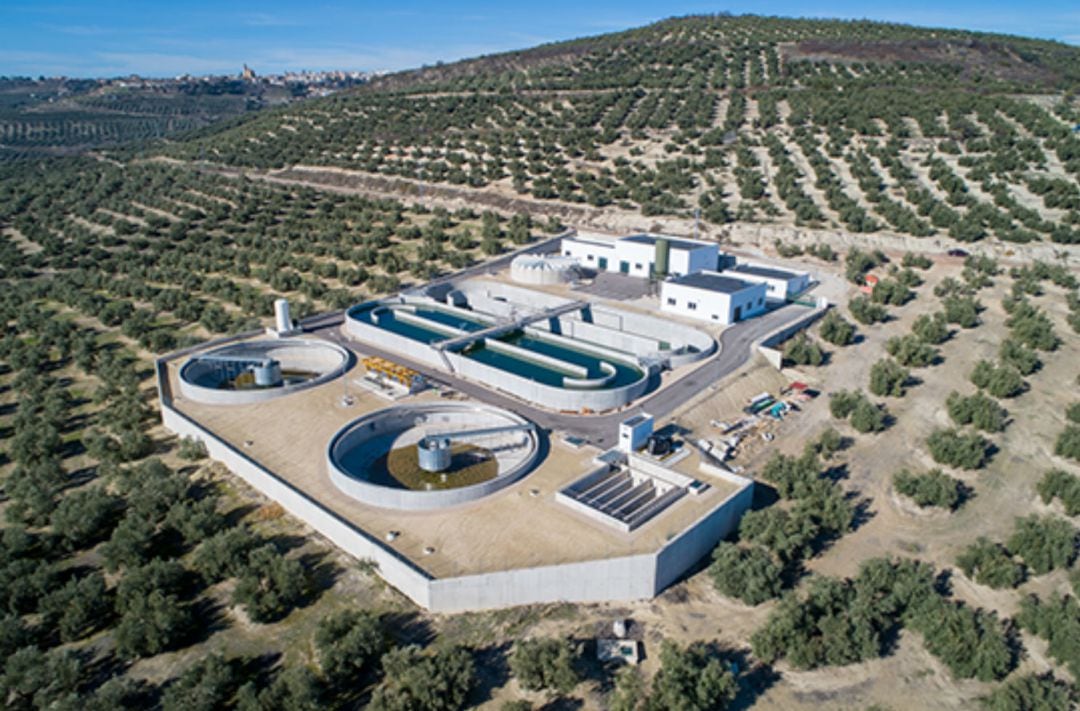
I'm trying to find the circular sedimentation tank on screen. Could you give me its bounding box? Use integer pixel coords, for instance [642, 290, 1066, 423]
[327, 402, 541, 510]
[179, 338, 351, 405]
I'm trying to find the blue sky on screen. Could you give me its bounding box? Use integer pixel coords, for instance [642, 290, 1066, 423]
[1, 1, 1078, 78]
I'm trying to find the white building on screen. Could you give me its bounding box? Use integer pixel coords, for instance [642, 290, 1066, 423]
[660, 272, 767, 325]
[561, 232, 719, 278]
[719, 263, 811, 302]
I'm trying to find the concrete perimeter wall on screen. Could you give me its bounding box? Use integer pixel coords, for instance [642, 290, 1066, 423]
[158, 377, 436, 608]
[757, 305, 829, 369]
[160, 370, 753, 611]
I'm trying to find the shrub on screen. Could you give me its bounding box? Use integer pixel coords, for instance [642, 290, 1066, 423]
[509, 637, 581, 694]
[1007, 515, 1078, 574]
[751, 576, 887, 669]
[829, 390, 862, 419]
[902, 252, 933, 270]
[161, 654, 237, 711]
[40, 571, 112, 642]
[818, 310, 856, 346]
[926, 429, 992, 470]
[885, 335, 938, 367]
[759, 451, 820, 499]
[1037, 469, 1080, 516]
[315, 610, 385, 688]
[177, 436, 208, 461]
[849, 296, 888, 325]
[943, 295, 981, 328]
[608, 666, 644, 711]
[869, 359, 910, 397]
[115, 589, 193, 659]
[369, 645, 475, 711]
[811, 427, 844, 459]
[782, 334, 824, 367]
[708, 542, 783, 605]
[849, 399, 888, 433]
[946, 392, 1007, 432]
[845, 247, 885, 284]
[49, 487, 121, 550]
[233, 545, 309, 623]
[969, 360, 1024, 398]
[236, 666, 323, 711]
[894, 469, 962, 509]
[830, 390, 887, 432]
[1006, 302, 1060, 351]
[1056, 425, 1080, 462]
[871, 278, 913, 306]
[912, 312, 949, 344]
[739, 507, 819, 562]
[644, 641, 738, 711]
[1017, 593, 1080, 678]
[955, 538, 1025, 589]
[908, 596, 1015, 681]
[998, 338, 1040, 375]
[192, 525, 261, 583]
[981, 672, 1077, 711]
[1068, 402, 1080, 424]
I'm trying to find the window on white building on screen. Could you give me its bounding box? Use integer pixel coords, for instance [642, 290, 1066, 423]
[688, 302, 697, 310]
[587, 255, 594, 261]
[666, 297, 676, 306]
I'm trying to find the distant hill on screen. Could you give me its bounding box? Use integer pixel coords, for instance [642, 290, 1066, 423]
[0, 74, 364, 159]
[161, 14, 1080, 245]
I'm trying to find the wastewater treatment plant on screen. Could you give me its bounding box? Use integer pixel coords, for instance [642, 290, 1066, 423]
[159, 230, 821, 611]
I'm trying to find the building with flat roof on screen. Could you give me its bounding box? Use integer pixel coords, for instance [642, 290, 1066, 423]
[720, 262, 811, 302]
[561, 231, 720, 278]
[660, 271, 767, 325]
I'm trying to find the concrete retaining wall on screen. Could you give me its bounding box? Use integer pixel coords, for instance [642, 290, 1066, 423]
[158, 386, 435, 607]
[161, 362, 755, 610]
[653, 481, 755, 592]
[427, 553, 657, 612]
[756, 305, 830, 369]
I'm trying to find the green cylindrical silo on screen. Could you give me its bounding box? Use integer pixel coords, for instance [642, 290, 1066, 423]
[654, 237, 670, 277]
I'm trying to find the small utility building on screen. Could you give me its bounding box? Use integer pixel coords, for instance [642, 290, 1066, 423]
[720, 263, 810, 302]
[660, 272, 767, 325]
[561, 232, 719, 278]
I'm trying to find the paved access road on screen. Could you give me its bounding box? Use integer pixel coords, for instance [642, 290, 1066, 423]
[309, 300, 812, 449]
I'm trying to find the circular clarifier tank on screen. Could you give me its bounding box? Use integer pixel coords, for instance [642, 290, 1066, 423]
[327, 402, 541, 510]
[179, 338, 351, 405]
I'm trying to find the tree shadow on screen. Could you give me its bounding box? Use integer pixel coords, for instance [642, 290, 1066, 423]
[59, 437, 87, 460]
[715, 645, 781, 711]
[267, 533, 309, 554]
[821, 462, 850, 483]
[187, 596, 230, 645]
[750, 481, 779, 510]
[538, 698, 584, 711]
[297, 550, 342, 597]
[849, 495, 876, 533]
[955, 482, 977, 511]
[467, 640, 513, 706]
[223, 503, 260, 527]
[381, 610, 436, 647]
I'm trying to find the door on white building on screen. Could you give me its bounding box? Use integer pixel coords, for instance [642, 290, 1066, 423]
[619, 260, 630, 274]
[598, 257, 608, 270]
